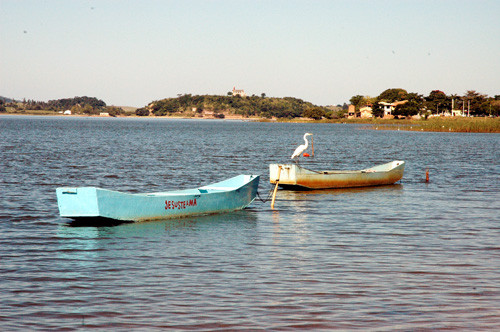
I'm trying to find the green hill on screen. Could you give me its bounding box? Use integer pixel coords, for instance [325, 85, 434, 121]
[142, 94, 330, 119]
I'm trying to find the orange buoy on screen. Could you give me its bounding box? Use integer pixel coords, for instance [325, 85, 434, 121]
[303, 153, 310, 157]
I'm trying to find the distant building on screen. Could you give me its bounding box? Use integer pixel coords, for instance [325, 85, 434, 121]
[347, 104, 373, 118]
[360, 106, 373, 118]
[232, 87, 246, 97]
[63, 110, 71, 115]
[379, 102, 393, 116]
[348, 101, 411, 118]
[379, 100, 408, 117]
[203, 110, 214, 117]
[347, 104, 356, 118]
[99, 112, 109, 116]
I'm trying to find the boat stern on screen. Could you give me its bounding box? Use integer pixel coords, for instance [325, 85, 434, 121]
[56, 187, 100, 218]
[200, 174, 261, 208]
[269, 164, 298, 186]
[364, 160, 405, 182]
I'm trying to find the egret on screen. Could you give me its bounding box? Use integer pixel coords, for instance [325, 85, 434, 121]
[291, 133, 313, 162]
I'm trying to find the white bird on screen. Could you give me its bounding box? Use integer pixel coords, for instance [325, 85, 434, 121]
[291, 133, 313, 162]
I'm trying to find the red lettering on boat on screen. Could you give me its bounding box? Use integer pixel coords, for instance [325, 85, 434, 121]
[165, 199, 197, 210]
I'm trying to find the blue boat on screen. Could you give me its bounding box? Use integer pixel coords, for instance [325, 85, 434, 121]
[56, 174, 260, 223]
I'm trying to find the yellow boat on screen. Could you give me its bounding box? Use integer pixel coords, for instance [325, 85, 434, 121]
[270, 161, 405, 190]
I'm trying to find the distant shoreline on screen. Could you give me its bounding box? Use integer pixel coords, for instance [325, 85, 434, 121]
[0, 111, 261, 121]
[2, 111, 499, 133]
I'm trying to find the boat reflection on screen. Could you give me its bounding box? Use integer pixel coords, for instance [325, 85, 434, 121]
[270, 183, 404, 216]
[277, 183, 403, 198]
[59, 209, 258, 236]
[65, 217, 134, 227]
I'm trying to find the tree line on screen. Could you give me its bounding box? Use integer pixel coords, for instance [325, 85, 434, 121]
[3, 89, 498, 119]
[139, 89, 499, 119]
[350, 89, 500, 118]
[1, 96, 125, 116]
[136, 94, 332, 119]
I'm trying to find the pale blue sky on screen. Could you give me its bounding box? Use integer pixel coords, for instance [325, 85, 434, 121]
[1, 0, 499, 107]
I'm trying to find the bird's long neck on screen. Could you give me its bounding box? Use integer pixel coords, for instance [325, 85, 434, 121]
[303, 136, 309, 148]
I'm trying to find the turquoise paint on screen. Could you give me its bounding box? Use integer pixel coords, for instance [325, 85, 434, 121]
[56, 175, 260, 222]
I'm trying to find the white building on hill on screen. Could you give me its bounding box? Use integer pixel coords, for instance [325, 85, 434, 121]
[232, 87, 246, 97]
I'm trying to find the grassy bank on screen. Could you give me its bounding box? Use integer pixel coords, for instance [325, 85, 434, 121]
[261, 117, 500, 133]
[369, 117, 500, 133]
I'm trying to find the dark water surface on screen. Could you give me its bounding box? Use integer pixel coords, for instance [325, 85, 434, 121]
[1, 115, 499, 330]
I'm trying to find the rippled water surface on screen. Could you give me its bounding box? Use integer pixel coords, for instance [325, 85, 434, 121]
[1, 115, 499, 330]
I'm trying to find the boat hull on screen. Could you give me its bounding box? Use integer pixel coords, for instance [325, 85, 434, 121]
[57, 175, 260, 222]
[270, 161, 404, 190]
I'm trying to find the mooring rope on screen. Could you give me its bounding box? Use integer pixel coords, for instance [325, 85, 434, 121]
[256, 189, 275, 203]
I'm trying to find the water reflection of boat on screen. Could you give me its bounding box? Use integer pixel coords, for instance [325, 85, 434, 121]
[62, 210, 258, 236]
[270, 161, 404, 190]
[56, 174, 260, 225]
[278, 184, 403, 198]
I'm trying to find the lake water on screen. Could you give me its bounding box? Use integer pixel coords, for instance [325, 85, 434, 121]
[1, 115, 499, 330]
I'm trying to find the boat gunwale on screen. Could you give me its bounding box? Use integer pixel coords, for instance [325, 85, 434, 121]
[58, 174, 260, 197]
[272, 161, 405, 175]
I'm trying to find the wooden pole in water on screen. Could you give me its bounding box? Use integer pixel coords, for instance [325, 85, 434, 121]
[425, 168, 429, 182]
[311, 135, 314, 157]
[271, 166, 282, 209]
